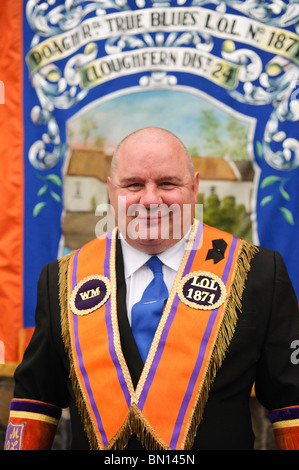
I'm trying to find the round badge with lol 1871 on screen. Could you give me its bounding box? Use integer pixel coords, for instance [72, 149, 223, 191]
[178, 271, 226, 310]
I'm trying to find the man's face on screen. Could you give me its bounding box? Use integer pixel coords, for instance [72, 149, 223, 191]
[107, 131, 199, 254]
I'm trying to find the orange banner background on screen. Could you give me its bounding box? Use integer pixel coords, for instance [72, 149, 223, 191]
[0, 0, 24, 365]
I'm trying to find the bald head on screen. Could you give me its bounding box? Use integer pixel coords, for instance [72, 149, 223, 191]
[110, 127, 194, 180]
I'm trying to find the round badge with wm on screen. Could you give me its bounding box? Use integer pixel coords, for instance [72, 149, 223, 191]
[178, 271, 227, 310]
[70, 275, 111, 316]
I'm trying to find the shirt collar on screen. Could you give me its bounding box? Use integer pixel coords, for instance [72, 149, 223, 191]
[119, 228, 191, 279]
[120, 235, 150, 279]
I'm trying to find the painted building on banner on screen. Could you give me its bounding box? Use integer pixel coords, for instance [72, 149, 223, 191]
[62, 145, 114, 250]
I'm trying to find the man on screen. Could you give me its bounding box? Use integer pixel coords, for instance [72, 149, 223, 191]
[5, 127, 299, 450]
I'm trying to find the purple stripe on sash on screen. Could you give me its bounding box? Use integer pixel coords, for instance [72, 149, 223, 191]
[138, 223, 204, 411]
[104, 234, 131, 408]
[222, 236, 238, 284]
[169, 236, 238, 449]
[72, 248, 108, 447]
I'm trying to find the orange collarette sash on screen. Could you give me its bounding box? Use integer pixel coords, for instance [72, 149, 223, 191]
[59, 220, 257, 450]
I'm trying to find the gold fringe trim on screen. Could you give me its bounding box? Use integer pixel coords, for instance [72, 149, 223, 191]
[58, 250, 101, 450]
[107, 404, 170, 450]
[182, 240, 258, 450]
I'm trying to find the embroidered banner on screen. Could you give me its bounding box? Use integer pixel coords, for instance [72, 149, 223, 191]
[0, 0, 298, 363]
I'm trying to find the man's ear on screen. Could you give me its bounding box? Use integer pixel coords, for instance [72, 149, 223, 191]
[107, 176, 111, 202]
[193, 171, 200, 199]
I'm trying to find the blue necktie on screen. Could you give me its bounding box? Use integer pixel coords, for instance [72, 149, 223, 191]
[131, 256, 168, 363]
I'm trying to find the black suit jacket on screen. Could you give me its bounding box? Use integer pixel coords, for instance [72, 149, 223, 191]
[14, 238, 299, 450]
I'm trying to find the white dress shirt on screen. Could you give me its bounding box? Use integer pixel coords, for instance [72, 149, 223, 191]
[120, 232, 190, 324]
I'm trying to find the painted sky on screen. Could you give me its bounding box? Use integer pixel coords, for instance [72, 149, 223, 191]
[68, 87, 252, 159]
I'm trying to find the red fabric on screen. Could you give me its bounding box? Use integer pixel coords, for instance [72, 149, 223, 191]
[273, 426, 299, 450]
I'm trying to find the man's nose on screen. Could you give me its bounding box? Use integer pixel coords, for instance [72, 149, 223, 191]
[139, 184, 162, 207]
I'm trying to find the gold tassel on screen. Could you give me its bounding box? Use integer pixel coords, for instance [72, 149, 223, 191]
[128, 404, 170, 450]
[106, 404, 169, 450]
